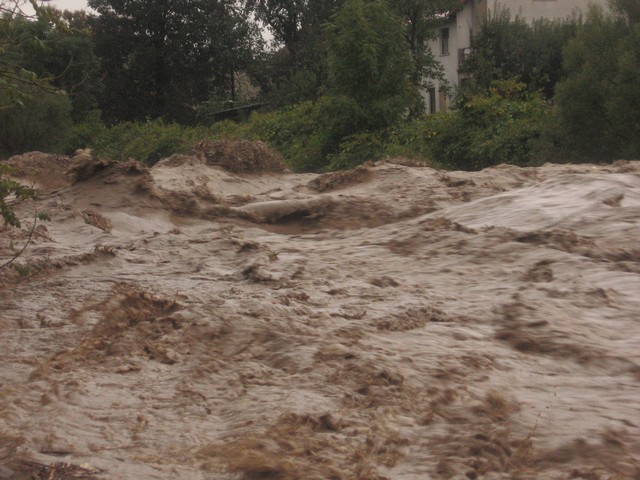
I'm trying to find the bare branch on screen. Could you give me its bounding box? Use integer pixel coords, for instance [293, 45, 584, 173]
[0, 210, 38, 271]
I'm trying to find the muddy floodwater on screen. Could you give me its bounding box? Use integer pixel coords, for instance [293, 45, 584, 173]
[1, 151, 639, 479]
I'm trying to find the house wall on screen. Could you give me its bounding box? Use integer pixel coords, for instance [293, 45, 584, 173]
[490, 0, 604, 22]
[425, 0, 608, 112]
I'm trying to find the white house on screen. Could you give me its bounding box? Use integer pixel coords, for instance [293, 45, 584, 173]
[425, 0, 610, 113]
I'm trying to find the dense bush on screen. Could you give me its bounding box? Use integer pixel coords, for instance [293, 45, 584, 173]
[67, 108, 319, 169]
[0, 87, 73, 158]
[225, 102, 325, 171]
[327, 131, 386, 170]
[460, 7, 581, 99]
[427, 81, 548, 170]
[314, 0, 413, 167]
[65, 80, 553, 173]
[66, 103, 437, 173]
[67, 117, 213, 165]
[551, 5, 640, 160]
[384, 114, 449, 165]
[240, 102, 436, 171]
[62, 82, 559, 173]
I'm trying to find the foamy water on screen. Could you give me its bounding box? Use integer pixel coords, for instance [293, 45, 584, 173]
[1, 155, 639, 479]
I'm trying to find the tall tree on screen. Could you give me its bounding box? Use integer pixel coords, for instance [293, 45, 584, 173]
[245, 0, 344, 104]
[0, 1, 75, 155]
[246, 0, 342, 54]
[89, 0, 263, 123]
[15, 8, 102, 120]
[0, 0, 64, 107]
[325, 0, 413, 118]
[611, 0, 640, 24]
[554, 4, 640, 159]
[314, 0, 413, 159]
[393, 0, 458, 113]
[459, 7, 580, 99]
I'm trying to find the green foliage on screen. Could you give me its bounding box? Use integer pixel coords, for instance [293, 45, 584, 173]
[218, 102, 380, 172]
[246, 0, 344, 105]
[384, 114, 448, 163]
[611, 0, 640, 24]
[0, 83, 73, 157]
[327, 131, 385, 170]
[201, 103, 439, 172]
[236, 102, 438, 172]
[0, 3, 57, 109]
[460, 7, 581, 99]
[206, 119, 250, 140]
[77, 118, 214, 165]
[393, 0, 457, 114]
[1, 2, 99, 105]
[42, 13, 102, 121]
[325, 0, 413, 125]
[89, 0, 263, 123]
[0, 164, 37, 228]
[65, 84, 548, 173]
[428, 81, 548, 170]
[285, 0, 415, 170]
[204, 1, 419, 172]
[0, 3, 97, 156]
[0, 159, 48, 273]
[8, 8, 103, 120]
[64, 109, 106, 152]
[247, 0, 343, 52]
[248, 0, 456, 111]
[66, 104, 324, 170]
[552, 5, 640, 160]
[243, 103, 325, 171]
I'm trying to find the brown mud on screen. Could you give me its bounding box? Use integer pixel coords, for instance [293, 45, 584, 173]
[1, 151, 640, 479]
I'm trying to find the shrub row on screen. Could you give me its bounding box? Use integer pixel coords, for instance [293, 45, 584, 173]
[1, 81, 553, 172]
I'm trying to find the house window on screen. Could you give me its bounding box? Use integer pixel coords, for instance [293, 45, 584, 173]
[439, 89, 447, 112]
[427, 86, 436, 114]
[458, 47, 470, 66]
[440, 28, 449, 56]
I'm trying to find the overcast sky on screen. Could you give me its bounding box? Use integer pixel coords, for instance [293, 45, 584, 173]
[48, 0, 89, 11]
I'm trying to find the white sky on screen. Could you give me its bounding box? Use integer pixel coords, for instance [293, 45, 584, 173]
[47, 0, 89, 11]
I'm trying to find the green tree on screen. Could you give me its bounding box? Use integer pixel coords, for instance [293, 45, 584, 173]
[553, 4, 640, 159]
[89, 0, 263, 123]
[248, 0, 458, 109]
[0, 83, 72, 156]
[460, 6, 580, 99]
[611, 0, 640, 24]
[324, 0, 413, 129]
[393, 0, 458, 114]
[42, 10, 102, 120]
[0, 1, 63, 108]
[245, 0, 345, 105]
[0, 2, 74, 154]
[429, 80, 547, 170]
[313, 0, 413, 168]
[7, 8, 102, 120]
[245, 0, 415, 171]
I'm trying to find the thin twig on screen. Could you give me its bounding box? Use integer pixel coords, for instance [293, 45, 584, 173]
[7, 182, 38, 207]
[0, 210, 38, 270]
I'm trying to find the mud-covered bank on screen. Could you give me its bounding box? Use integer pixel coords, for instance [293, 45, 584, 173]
[1, 152, 640, 479]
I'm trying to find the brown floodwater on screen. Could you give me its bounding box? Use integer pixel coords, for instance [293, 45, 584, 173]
[1, 153, 639, 479]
